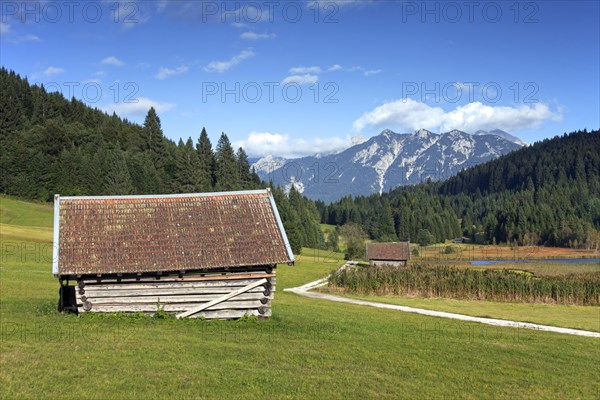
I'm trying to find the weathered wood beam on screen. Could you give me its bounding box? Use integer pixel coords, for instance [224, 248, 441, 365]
[80, 286, 274, 298]
[80, 273, 274, 285]
[176, 278, 267, 318]
[79, 300, 270, 313]
[75, 308, 272, 320]
[83, 293, 272, 304]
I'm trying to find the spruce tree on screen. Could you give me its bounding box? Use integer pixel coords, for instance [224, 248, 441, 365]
[196, 127, 215, 191]
[141, 107, 168, 170]
[175, 137, 203, 193]
[236, 147, 252, 188]
[215, 132, 239, 191]
[104, 149, 134, 195]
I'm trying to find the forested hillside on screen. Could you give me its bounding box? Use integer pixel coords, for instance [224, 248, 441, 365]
[0, 68, 323, 253]
[321, 130, 600, 248]
[2, 67, 598, 250]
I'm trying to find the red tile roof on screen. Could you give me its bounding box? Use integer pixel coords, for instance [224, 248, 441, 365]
[366, 242, 410, 261]
[53, 190, 294, 276]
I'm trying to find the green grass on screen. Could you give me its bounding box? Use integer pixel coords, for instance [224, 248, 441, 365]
[0, 195, 53, 227]
[319, 224, 336, 236]
[1, 198, 599, 399]
[319, 223, 348, 251]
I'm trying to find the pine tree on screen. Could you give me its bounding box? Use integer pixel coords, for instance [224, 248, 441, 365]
[236, 147, 252, 188]
[196, 127, 215, 191]
[215, 132, 239, 191]
[141, 107, 168, 170]
[104, 149, 134, 195]
[175, 137, 203, 193]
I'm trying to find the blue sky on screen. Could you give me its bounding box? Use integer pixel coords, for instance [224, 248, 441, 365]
[1, 0, 598, 157]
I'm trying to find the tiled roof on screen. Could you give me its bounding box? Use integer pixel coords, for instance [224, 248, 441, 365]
[53, 190, 294, 276]
[366, 242, 410, 261]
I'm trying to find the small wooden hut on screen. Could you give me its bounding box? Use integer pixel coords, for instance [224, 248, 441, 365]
[365, 242, 410, 267]
[53, 189, 294, 319]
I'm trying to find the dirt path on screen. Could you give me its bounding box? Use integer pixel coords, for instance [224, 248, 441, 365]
[284, 276, 600, 338]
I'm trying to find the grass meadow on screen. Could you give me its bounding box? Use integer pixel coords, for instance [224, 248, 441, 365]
[1, 196, 599, 399]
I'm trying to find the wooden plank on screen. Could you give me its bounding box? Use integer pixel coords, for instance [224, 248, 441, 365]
[82, 286, 272, 297]
[177, 279, 267, 318]
[78, 308, 272, 320]
[81, 273, 275, 285]
[86, 293, 272, 304]
[81, 269, 273, 281]
[189, 308, 272, 319]
[80, 300, 270, 313]
[79, 278, 276, 291]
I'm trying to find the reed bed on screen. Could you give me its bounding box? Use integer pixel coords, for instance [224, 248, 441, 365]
[328, 264, 600, 305]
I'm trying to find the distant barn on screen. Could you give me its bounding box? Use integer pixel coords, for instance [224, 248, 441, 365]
[366, 242, 410, 267]
[53, 189, 294, 319]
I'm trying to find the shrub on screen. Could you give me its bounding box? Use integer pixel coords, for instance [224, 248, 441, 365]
[328, 264, 600, 305]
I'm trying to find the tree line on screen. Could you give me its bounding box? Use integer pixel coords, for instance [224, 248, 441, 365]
[2, 67, 598, 250]
[320, 130, 600, 249]
[0, 67, 324, 253]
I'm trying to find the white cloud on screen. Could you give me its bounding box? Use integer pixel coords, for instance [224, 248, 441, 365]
[92, 71, 106, 78]
[155, 65, 189, 80]
[289, 66, 321, 74]
[43, 67, 65, 76]
[31, 66, 65, 79]
[364, 69, 382, 77]
[325, 64, 381, 76]
[236, 131, 362, 158]
[281, 74, 319, 85]
[0, 23, 40, 42]
[101, 97, 176, 117]
[453, 82, 478, 91]
[102, 56, 125, 67]
[22, 34, 40, 41]
[204, 48, 255, 73]
[240, 31, 276, 40]
[352, 99, 563, 133]
[1, 22, 11, 34]
[282, 66, 322, 85]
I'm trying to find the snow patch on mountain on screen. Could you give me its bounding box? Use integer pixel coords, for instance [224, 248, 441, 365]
[475, 129, 527, 146]
[353, 142, 380, 164]
[284, 178, 305, 195]
[252, 155, 287, 174]
[255, 128, 524, 202]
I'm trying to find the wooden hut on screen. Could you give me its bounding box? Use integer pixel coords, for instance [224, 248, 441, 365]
[365, 242, 410, 267]
[53, 189, 294, 319]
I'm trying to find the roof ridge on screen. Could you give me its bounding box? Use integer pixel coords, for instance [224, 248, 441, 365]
[58, 189, 271, 201]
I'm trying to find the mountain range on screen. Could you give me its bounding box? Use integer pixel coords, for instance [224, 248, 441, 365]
[252, 129, 524, 203]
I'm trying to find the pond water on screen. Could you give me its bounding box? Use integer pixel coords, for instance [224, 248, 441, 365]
[471, 258, 600, 266]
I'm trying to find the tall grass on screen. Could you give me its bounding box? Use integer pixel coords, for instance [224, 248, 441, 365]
[328, 264, 600, 305]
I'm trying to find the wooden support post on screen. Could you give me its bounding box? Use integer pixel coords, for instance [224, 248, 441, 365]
[176, 278, 267, 319]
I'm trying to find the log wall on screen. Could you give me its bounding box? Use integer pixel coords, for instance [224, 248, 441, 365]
[74, 270, 276, 319]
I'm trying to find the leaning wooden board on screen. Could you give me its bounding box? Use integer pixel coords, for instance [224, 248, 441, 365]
[74, 270, 276, 319]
